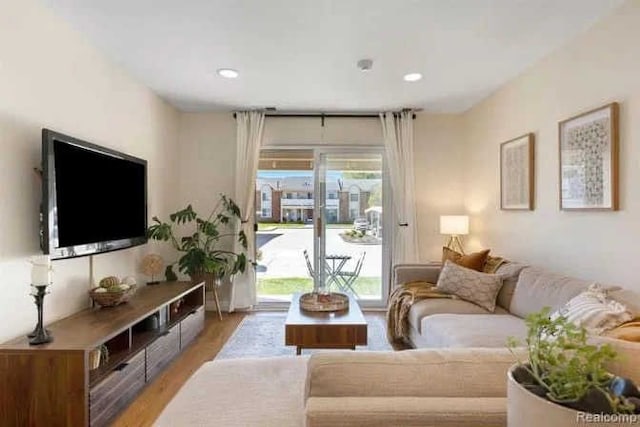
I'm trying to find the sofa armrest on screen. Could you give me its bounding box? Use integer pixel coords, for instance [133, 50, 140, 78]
[305, 348, 526, 400]
[393, 263, 442, 288]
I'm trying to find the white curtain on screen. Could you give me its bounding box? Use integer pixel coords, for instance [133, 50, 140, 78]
[380, 111, 419, 265]
[229, 111, 265, 311]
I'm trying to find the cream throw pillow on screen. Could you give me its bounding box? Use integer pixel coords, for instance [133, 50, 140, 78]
[551, 284, 633, 335]
[436, 260, 504, 312]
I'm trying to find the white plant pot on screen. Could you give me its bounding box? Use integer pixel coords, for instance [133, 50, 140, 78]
[507, 364, 635, 427]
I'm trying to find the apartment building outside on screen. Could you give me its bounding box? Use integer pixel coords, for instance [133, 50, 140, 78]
[255, 176, 381, 223]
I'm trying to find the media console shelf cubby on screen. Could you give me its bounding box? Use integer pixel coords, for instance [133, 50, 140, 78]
[0, 281, 205, 427]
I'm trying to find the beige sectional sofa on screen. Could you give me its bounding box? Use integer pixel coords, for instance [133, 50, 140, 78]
[393, 262, 640, 349]
[157, 262, 640, 426]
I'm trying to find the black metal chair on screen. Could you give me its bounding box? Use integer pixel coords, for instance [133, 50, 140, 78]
[336, 252, 366, 298]
[303, 249, 315, 280]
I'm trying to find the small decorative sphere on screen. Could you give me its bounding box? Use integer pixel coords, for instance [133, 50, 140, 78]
[99, 276, 120, 288]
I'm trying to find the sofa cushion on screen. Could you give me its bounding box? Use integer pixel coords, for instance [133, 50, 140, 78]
[408, 297, 507, 333]
[305, 348, 525, 399]
[552, 284, 633, 334]
[494, 262, 528, 311]
[442, 247, 491, 272]
[484, 255, 507, 273]
[609, 288, 640, 317]
[156, 356, 308, 426]
[421, 314, 527, 348]
[436, 261, 504, 312]
[509, 267, 591, 318]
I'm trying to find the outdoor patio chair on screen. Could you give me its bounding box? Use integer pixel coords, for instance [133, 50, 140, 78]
[336, 252, 366, 298]
[303, 249, 316, 280]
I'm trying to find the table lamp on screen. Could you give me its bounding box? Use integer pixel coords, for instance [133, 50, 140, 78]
[440, 215, 469, 254]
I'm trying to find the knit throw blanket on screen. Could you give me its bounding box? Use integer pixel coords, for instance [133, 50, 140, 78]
[386, 281, 454, 349]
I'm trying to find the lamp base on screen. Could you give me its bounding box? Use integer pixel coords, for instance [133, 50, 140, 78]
[445, 235, 465, 254]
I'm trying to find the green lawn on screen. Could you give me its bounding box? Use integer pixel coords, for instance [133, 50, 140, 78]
[257, 276, 381, 297]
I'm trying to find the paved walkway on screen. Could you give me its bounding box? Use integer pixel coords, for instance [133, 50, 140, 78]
[256, 227, 382, 278]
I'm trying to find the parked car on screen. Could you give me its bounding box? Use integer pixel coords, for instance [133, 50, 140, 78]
[353, 217, 369, 231]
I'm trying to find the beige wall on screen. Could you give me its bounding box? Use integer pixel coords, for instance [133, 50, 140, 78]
[172, 113, 236, 306]
[263, 116, 382, 146]
[414, 113, 466, 261]
[0, 0, 180, 341]
[461, 1, 640, 289]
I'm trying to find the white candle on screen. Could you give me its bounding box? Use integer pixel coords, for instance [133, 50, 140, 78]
[31, 255, 52, 286]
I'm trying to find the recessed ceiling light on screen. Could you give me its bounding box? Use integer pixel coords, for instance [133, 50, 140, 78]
[217, 68, 239, 79]
[403, 73, 422, 82]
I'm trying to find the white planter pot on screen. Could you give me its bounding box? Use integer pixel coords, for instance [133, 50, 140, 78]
[507, 364, 636, 427]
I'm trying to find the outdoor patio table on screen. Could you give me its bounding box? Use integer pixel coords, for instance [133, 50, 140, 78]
[324, 254, 351, 291]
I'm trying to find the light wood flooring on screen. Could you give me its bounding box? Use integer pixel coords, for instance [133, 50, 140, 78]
[113, 311, 245, 427]
[113, 310, 386, 426]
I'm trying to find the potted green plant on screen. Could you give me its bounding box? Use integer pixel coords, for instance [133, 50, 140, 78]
[507, 308, 638, 426]
[147, 194, 249, 291]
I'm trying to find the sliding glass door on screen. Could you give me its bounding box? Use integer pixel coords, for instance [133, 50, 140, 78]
[316, 151, 386, 303]
[255, 148, 388, 306]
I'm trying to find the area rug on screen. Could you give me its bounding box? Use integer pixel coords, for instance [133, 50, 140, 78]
[215, 312, 392, 359]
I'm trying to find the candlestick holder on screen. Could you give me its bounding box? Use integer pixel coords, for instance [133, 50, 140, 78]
[28, 284, 53, 345]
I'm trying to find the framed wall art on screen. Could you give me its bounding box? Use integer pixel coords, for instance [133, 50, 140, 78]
[559, 102, 619, 210]
[500, 133, 535, 210]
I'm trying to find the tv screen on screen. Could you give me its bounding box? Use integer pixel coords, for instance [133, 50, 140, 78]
[41, 129, 147, 259]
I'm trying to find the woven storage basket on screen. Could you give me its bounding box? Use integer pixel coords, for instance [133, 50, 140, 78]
[299, 292, 349, 312]
[90, 285, 137, 308]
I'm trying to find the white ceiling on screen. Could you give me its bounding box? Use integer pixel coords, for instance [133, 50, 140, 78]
[41, 0, 623, 113]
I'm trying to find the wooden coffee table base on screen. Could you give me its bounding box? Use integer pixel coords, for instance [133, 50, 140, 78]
[294, 344, 356, 355]
[285, 293, 367, 355]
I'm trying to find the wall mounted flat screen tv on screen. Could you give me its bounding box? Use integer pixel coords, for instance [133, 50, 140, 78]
[41, 129, 147, 259]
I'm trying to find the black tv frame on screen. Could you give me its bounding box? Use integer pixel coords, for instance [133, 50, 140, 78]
[41, 129, 148, 259]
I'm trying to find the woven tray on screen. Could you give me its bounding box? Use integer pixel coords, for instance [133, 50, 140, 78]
[90, 285, 137, 308]
[299, 292, 349, 312]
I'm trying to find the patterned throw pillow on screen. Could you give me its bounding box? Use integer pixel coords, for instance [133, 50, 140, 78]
[441, 247, 491, 272]
[551, 284, 633, 335]
[436, 260, 504, 312]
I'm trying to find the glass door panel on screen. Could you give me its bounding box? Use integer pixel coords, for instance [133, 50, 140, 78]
[317, 151, 385, 302]
[255, 149, 315, 303]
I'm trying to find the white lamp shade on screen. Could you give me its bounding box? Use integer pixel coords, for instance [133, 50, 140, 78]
[440, 215, 469, 235]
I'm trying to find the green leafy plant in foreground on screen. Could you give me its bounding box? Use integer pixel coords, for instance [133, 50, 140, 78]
[507, 307, 635, 414]
[147, 194, 249, 279]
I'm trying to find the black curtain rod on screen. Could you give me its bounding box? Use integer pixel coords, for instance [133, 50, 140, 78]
[232, 112, 417, 119]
